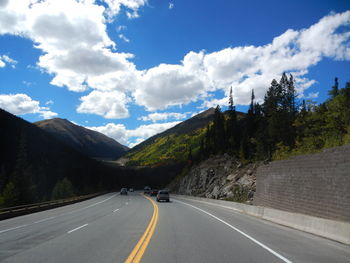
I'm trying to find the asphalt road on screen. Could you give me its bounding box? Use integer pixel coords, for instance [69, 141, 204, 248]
[0, 192, 349, 263]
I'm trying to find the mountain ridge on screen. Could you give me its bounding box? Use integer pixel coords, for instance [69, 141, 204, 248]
[35, 118, 129, 160]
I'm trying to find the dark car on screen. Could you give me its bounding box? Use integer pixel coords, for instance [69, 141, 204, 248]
[156, 190, 170, 202]
[150, 189, 158, 196]
[120, 188, 128, 195]
[144, 186, 151, 194]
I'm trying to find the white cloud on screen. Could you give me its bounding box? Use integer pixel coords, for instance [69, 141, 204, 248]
[77, 90, 129, 119]
[138, 112, 188, 122]
[87, 121, 180, 147]
[1, 2, 349, 119]
[0, 0, 140, 94]
[117, 25, 127, 31]
[0, 93, 57, 119]
[118, 33, 130, 42]
[133, 60, 211, 111]
[0, 54, 17, 68]
[168, 3, 174, 9]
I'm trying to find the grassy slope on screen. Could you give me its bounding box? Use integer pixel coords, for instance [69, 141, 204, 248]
[126, 128, 206, 166]
[126, 109, 246, 167]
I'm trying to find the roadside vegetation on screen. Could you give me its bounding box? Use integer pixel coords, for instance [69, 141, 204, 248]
[196, 74, 350, 163]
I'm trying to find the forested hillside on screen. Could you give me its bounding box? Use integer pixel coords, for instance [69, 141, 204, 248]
[0, 110, 121, 207]
[193, 74, 350, 163]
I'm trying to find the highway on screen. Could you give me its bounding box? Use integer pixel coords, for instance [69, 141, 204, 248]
[0, 192, 349, 263]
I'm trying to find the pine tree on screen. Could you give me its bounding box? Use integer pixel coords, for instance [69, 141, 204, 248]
[328, 77, 339, 98]
[213, 105, 226, 153]
[248, 89, 255, 115]
[226, 87, 239, 153]
[228, 86, 234, 112]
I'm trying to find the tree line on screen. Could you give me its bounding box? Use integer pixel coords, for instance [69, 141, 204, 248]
[191, 73, 350, 163]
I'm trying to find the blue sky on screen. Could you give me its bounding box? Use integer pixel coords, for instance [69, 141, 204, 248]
[0, 0, 349, 147]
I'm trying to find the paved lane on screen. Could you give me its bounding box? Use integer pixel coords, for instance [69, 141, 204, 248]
[0, 192, 153, 263]
[142, 196, 350, 263]
[1, 193, 349, 263]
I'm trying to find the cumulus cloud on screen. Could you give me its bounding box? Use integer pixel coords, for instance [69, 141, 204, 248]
[1, 2, 349, 118]
[133, 60, 211, 111]
[168, 3, 174, 9]
[138, 112, 188, 122]
[0, 0, 141, 95]
[77, 90, 129, 119]
[0, 93, 57, 119]
[87, 121, 180, 147]
[0, 54, 17, 68]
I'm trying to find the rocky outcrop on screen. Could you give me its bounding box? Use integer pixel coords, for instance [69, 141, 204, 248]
[170, 154, 260, 203]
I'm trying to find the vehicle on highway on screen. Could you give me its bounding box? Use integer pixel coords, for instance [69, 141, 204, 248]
[150, 189, 158, 196]
[129, 188, 134, 192]
[156, 190, 170, 202]
[144, 186, 151, 194]
[120, 188, 128, 195]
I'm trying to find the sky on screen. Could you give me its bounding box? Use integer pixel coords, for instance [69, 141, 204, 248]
[0, 0, 349, 148]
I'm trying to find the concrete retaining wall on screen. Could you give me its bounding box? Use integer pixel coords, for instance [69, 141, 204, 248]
[173, 194, 350, 245]
[254, 145, 350, 221]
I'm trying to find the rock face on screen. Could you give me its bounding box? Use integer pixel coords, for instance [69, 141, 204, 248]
[170, 154, 260, 203]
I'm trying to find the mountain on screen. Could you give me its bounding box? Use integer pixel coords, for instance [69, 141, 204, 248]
[35, 118, 129, 160]
[126, 108, 245, 167]
[0, 109, 123, 206]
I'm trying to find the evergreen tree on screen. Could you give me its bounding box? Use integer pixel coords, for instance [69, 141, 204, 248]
[248, 89, 255, 115]
[328, 77, 339, 98]
[228, 86, 234, 112]
[213, 105, 226, 153]
[226, 87, 239, 153]
[51, 178, 75, 200]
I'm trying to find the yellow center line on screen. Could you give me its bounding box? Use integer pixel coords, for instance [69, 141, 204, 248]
[124, 194, 159, 263]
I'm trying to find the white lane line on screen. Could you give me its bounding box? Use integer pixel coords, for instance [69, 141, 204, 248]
[81, 193, 119, 209]
[176, 197, 241, 212]
[0, 193, 118, 235]
[113, 209, 119, 213]
[67, 223, 88, 234]
[34, 216, 55, 224]
[174, 199, 293, 263]
[0, 224, 28, 234]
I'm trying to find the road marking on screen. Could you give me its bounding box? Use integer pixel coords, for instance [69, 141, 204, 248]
[0, 193, 118, 235]
[67, 223, 88, 234]
[113, 209, 120, 213]
[175, 199, 293, 263]
[80, 193, 119, 210]
[125, 202, 129, 205]
[175, 196, 242, 212]
[34, 216, 55, 224]
[124, 195, 158, 263]
[0, 224, 28, 234]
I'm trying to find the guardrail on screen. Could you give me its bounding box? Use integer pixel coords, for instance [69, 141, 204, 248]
[0, 192, 106, 220]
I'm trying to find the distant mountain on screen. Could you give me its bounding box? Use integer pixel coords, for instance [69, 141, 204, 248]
[126, 108, 245, 167]
[35, 118, 129, 160]
[0, 109, 120, 206]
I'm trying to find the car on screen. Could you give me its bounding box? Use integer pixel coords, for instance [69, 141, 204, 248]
[129, 188, 134, 192]
[156, 190, 170, 202]
[120, 188, 128, 195]
[144, 186, 151, 194]
[150, 189, 158, 196]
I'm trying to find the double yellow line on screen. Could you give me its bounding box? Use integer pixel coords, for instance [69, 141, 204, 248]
[125, 195, 159, 263]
